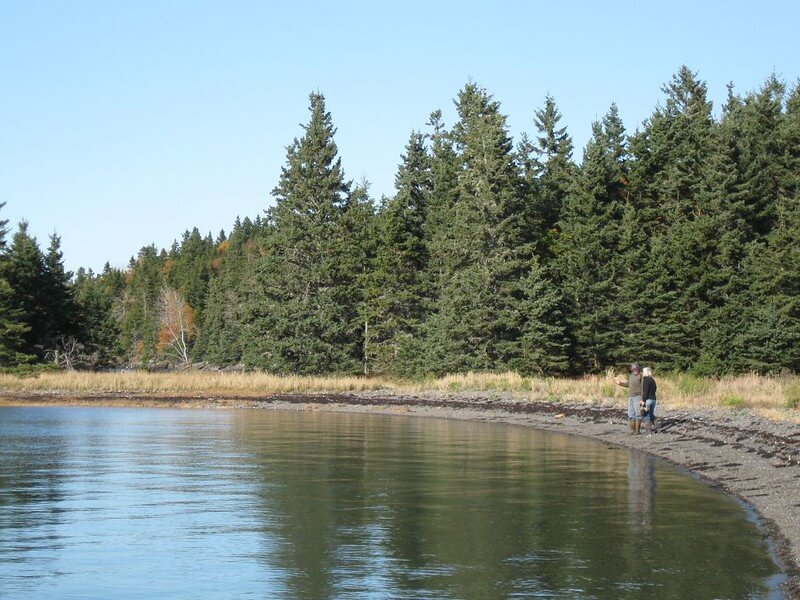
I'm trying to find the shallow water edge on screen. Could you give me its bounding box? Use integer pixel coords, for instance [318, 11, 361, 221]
[2, 390, 799, 597]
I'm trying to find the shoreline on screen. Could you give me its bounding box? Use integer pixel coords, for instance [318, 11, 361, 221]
[2, 389, 799, 596]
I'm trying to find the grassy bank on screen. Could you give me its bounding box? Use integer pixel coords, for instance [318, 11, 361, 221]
[1, 370, 798, 420]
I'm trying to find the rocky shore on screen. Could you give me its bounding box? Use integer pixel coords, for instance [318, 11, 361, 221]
[2, 390, 799, 596]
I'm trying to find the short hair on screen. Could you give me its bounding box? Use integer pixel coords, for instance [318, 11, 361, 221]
[642, 367, 653, 377]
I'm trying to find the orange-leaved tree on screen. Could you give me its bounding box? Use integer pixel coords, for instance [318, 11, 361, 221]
[156, 286, 195, 364]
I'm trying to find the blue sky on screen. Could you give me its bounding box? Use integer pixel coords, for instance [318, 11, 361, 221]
[2, 0, 799, 273]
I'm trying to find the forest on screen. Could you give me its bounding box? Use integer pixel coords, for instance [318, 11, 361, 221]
[1, 66, 798, 377]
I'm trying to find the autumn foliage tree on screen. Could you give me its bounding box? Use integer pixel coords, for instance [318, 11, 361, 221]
[156, 286, 196, 364]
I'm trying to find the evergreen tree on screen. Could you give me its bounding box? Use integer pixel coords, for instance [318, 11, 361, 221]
[11, 72, 796, 377]
[199, 219, 262, 366]
[119, 245, 164, 365]
[531, 95, 576, 253]
[242, 92, 360, 374]
[0, 204, 32, 366]
[692, 86, 756, 373]
[626, 66, 715, 370]
[340, 181, 378, 374]
[423, 109, 460, 289]
[782, 81, 800, 198]
[511, 257, 569, 374]
[423, 83, 526, 373]
[5, 222, 50, 359]
[43, 234, 78, 346]
[167, 227, 214, 310]
[362, 133, 431, 376]
[71, 267, 120, 368]
[736, 194, 800, 372]
[555, 111, 628, 371]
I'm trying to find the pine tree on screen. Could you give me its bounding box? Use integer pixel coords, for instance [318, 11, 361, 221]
[531, 95, 576, 254]
[362, 133, 431, 376]
[43, 233, 78, 350]
[71, 267, 120, 368]
[119, 245, 165, 365]
[736, 195, 800, 372]
[555, 110, 628, 372]
[242, 92, 360, 374]
[0, 204, 32, 366]
[423, 83, 526, 373]
[625, 67, 715, 371]
[5, 222, 50, 359]
[511, 257, 569, 374]
[199, 217, 263, 366]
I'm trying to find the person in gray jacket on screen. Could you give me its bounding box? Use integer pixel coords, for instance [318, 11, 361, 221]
[617, 363, 643, 434]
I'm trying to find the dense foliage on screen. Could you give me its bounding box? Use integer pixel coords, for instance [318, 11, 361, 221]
[3, 68, 799, 375]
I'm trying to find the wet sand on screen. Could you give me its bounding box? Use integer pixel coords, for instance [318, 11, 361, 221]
[2, 390, 799, 596]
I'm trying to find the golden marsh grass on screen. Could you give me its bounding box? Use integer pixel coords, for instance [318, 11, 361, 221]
[0, 370, 797, 420]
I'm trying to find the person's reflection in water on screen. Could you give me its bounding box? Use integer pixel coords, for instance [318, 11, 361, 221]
[627, 451, 655, 532]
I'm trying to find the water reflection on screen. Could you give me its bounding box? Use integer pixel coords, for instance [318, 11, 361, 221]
[0, 406, 781, 599]
[627, 451, 655, 532]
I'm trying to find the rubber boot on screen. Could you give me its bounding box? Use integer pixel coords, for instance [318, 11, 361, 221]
[634, 420, 641, 434]
[629, 420, 635, 435]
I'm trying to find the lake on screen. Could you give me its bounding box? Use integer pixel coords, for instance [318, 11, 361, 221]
[0, 406, 783, 599]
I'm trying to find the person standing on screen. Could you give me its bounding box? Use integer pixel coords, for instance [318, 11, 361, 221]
[642, 367, 658, 433]
[617, 363, 643, 434]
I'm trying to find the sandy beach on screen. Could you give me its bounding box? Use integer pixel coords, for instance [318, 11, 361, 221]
[2, 390, 798, 596]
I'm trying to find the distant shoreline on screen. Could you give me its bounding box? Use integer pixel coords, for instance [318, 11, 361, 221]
[1, 389, 799, 596]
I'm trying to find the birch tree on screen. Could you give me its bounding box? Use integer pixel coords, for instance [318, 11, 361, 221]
[156, 286, 195, 364]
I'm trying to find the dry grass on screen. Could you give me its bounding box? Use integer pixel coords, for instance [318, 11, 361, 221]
[0, 370, 797, 420]
[0, 371, 398, 395]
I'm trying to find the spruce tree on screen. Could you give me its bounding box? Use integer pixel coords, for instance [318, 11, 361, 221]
[5, 222, 50, 359]
[199, 218, 263, 366]
[423, 109, 460, 289]
[511, 257, 569, 375]
[555, 111, 628, 372]
[72, 268, 120, 368]
[340, 181, 378, 374]
[0, 204, 32, 366]
[119, 245, 165, 365]
[362, 133, 431, 376]
[43, 233, 78, 346]
[423, 83, 526, 373]
[167, 227, 213, 311]
[782, 81, 800, 199]
[242, 92, 360, 374]
[736, 194, 800, 373]
[530, 95, 576, 254]
[625, 67, 715, 371]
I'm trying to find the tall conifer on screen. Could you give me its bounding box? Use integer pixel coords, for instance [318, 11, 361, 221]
[556, 111, 628, 371]
[242, 93, 359, 374]
[424, 83, 525, 373]
[0, 205, 31, 365]
[362, 133, 431, 376]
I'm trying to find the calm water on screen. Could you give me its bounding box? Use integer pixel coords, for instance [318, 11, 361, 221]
[0, 406, 782, 599]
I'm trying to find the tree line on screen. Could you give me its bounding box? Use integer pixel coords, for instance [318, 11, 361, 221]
[2, 66, 799, 376]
